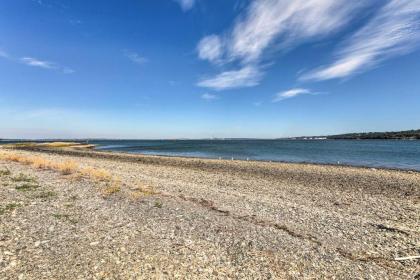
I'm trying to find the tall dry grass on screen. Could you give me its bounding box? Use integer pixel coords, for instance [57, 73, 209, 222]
[0, 151, 156, 198]
[55, 160, 79, 175]
[0, 151, 109, 179]
[102, 178, 122, 196]
[80, 166, 112, 181]
[0, 152, 80, 175]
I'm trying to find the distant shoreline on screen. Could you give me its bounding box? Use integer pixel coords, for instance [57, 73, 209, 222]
[1, 128, 420, 142]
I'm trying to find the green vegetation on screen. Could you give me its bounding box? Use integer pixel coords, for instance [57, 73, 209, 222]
[15, 183, 40, 192]
[0, 203, 21, 215]
[35, 191, 57, 199]
[154, 201, 163, 208]
[0, 168, 11, 176]
[52, 213, 78, 224]
[52, 213, 71, 219]
[12, 173, 36, 183]
[326, 129, 420, 140]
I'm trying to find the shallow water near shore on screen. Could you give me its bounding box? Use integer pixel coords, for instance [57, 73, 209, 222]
[84, 139, 420, 171]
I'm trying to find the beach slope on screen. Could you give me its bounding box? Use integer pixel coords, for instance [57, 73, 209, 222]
[0, 147, 419, 279]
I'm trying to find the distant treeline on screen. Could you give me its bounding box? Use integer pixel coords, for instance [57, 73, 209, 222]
[326, 129, 420, 140]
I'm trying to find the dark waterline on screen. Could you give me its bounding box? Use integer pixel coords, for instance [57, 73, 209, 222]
[85, 139, 420, 171]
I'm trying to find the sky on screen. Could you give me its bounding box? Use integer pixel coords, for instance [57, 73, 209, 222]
[1, 0, 420, 139]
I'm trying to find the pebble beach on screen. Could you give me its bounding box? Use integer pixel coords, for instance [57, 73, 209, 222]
[0, 147, 419, 279]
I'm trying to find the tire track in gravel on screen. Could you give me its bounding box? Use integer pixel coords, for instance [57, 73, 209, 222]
[158, 191, 404, 271]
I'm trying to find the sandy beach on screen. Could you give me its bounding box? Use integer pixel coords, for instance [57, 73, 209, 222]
[0, 146, 419, 279]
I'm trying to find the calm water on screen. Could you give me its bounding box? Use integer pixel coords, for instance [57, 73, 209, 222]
[2, 139, 419, 171]
[83, 139, 420, 171]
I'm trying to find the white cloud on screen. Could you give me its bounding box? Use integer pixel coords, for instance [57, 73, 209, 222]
[273, 88, 311, 102]
[197, 66, 262, 90]
[124, 50, 147, 64]
[229, 0, 364, 63]
[301, 0, 420, 81]
[20, 57, 74, 73]
[196, 0, 366, 90]
[20, 57, 56, 69]
[197, 35, 222, 64]
[201, 93, 218, 101]
[1, 51, 72, 73]
[175, 0, 195, 11]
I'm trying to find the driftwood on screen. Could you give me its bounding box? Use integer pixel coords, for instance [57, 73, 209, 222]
[394, 255, 420, 261]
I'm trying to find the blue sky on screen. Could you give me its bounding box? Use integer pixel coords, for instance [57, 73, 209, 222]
[1, 0, 420, 139]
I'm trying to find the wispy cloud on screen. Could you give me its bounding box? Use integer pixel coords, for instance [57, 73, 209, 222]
[201, 93, 218, 101]
[197, 65, 262, 91]
[197, 0, 366, 90]
[21, 57, 56, 69]
[20, 57, 74, 73]
[174, 0, 195, 11]
[124, 50, 147, 64]
[228, 0, 364, 63]
[301, 0, 420, 81]
[273, 88, 311, 102]
[197, 35, 222, 64]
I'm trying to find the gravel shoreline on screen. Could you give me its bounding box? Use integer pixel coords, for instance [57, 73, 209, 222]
[1, 148, 419, 279]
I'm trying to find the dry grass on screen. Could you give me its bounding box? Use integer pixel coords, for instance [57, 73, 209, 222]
[0, 151, 155, 199]
[0, 153, 79, 175]
[70, 144, 96, 149]
[1, 153, 22, 162]
[102, 179, 122, 197]
[2, 141, 94, 149]
[38, 142, 80, 148]
[80, 166, 112, 181]
[2, 142, 38, 149]
[129, 183, 158, 200]
[0, 152, 83, 178]
[54, 160, 79, 175]
[28, 156, 51, 169]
